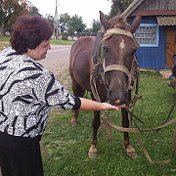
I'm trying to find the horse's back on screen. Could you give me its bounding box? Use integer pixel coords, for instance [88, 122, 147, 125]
[69, 36, 95, 91]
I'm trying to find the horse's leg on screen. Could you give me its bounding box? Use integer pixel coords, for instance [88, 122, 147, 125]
[88, 111, 101, 159]
[121, 108, 137, 159]
[70, 79, 85, 126]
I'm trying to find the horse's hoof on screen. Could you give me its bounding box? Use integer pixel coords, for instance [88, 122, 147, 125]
[88, 145, 97, 159]
[124, 145, 138, 160]
[71, 118, 78, 127]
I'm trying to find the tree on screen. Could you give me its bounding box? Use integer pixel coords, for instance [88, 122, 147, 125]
[45, 14, 54, 31]
[82, 28, 93, 36]
[0, 0, 28, 35]
[109, 0, 134, 18]
[28, 6, 41, 16]
[59, 13, 70, 33]
[0, 1, 3, 33]
[0, 0, 41, 36]
[82, 19, 101, 36]
[67, 15, 86, 37]
[91, 19, 101, 36]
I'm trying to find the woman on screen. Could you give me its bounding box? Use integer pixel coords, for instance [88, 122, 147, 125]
[0, 15, 125, 176]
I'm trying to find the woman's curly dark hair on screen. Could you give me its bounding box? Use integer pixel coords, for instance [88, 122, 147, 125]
[10, 15, 53, 54]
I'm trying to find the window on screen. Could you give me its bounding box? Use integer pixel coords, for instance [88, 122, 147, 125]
[134, 24, 159, 47]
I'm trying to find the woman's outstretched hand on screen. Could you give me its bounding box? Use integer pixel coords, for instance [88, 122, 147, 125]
[80, 98, 126, 111]
[101, 103, 126, 111]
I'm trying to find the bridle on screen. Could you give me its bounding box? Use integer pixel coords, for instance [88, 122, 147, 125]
[102, 28, 140, 92]
[90, 27, 140, 102]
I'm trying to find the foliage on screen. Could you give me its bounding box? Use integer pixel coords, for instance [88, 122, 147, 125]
[58, 13, 87, 38]
[0, 0, 27, 35]
[0, 0, 137, 38]
[82, 28, 93, 36]
[42, 70, 176, 176]
[28, 6, 41, 16]
[56, 0, 135, 37]
[91, 19, 101, 36]
[60, 32, 69, 40]
[78, 20, 101, 36]
[0, 0, 136, 38]
[0, 0, 41, 36]
[67, 15, 86, 37]
[0, 0, 114, 38]
[59, 15, 101, 37]
[59, 13, 71, 33]
[45, 14, 54, 31]
[109, 0, 134, 17]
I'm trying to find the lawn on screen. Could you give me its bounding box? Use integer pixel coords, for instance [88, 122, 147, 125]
[0, 36, 74, 50]
[42, 70, 176, 176]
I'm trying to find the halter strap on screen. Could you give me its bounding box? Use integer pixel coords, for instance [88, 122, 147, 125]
[104, 64, 130, 78]
[102, 28, 139, 48]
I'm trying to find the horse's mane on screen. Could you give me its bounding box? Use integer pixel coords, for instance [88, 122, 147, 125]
[109, 15, 129, 30]
[93, 31, 103, 64]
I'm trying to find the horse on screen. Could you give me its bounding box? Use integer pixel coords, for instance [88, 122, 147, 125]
[69, 11, 141, 159]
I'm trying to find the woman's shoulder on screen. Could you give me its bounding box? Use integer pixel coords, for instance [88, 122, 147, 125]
[26, 58, 53, 75]
[0, 47, 15, 58]
[23, 57, 54, 79]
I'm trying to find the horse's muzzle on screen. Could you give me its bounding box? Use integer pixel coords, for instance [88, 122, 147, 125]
[107, 89, 128, 105]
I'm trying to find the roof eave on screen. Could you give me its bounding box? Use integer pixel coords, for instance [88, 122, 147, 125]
[120, 0, 145, 18]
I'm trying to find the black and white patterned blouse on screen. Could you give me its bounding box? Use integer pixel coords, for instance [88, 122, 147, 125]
[0, 47, 80, 138]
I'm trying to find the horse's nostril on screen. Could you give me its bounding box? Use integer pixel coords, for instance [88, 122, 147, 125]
[107, 89, 128, 103]
[115, 100, 120, 104]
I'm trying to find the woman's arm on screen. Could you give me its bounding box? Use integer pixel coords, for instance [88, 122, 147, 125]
[79, 98, 126, 111]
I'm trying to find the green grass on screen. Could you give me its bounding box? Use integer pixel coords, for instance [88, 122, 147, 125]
[0, 42, 10, 50]
[0, 36, 74, 50]
[50, 39, 74, 45]
[42, 70, 176, 176]
[0, 36, 10, 41]
[0, 36, 10, 50]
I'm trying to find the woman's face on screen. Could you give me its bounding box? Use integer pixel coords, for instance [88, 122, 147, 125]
[27, 40, 51, 60]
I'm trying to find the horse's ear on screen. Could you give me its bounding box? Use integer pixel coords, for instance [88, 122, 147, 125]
[99, 11, 111, 30]
[128, 16, 141, 33]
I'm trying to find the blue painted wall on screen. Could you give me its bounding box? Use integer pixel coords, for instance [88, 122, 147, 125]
[135, 17, 166, 69]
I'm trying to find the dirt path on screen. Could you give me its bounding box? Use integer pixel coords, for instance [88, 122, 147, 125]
[39, 45, 72, 89]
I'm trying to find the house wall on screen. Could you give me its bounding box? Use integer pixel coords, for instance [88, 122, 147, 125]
[137, 0, 176, 11]
[136, 16, 166, 69]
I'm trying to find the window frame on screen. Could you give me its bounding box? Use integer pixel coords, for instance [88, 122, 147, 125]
[134, 23, 159, 47]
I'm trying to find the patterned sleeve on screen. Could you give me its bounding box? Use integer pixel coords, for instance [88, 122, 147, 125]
[40, 71, 81, 110]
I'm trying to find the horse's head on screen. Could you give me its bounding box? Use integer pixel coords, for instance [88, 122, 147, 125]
[96, 11, 141, 105]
